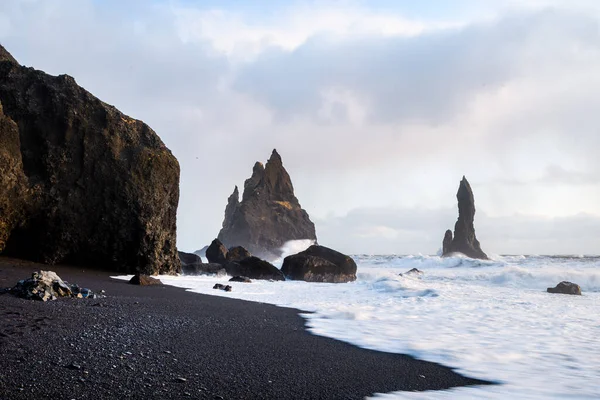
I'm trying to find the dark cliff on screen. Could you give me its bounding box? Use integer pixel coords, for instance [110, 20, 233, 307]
[0, 44, 180, 274]
[442, 176, 488, 260]
[217, 149, 316, 260]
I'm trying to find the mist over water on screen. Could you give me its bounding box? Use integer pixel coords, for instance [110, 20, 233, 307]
[118, 254, 600, 399]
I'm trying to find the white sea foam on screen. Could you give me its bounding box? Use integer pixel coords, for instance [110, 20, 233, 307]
[115, 254, 600, 398]
[272, 239, 315, 266]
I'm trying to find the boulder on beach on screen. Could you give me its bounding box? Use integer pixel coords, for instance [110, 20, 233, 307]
[441, 176, 488, 260]
[217, 150, 317, 260]
[225, 256, 285, 281]
[547, 281, 582, 295]
[281, 245, 357, 283]
[0, 44, 180, 275]
[226, 246, 252, 263]
[206, 239, 228, 265]
[178, 251, 202, 266]
[229, 276, 252, 283]
[129, 274, 162, 286]
[5, 270, 103, 301]
[213, 284, 232, 292]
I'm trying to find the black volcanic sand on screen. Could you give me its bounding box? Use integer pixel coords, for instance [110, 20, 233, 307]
[0, 257, 492, 399]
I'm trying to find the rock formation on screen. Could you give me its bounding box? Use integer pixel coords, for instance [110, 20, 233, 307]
[442, 177, 488, 260]
[178, 250, 225, 276]
[281, 245, 357, 283]
[0, 45, 180, 274]
[547, 281, 582, 295]
[206, 239, 228, 264]
[217, 149, 317, 260]
[129, 274, 162, 286]
[4, 270, 104, 301]
[224, 257, 285, 281]
[226, 246, 252, 262]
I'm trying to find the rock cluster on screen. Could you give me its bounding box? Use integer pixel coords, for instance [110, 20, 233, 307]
[205, 239, 284, 281]
[217, 150, 317, 260]
[0, 44, 180, 275]
[282, 245, 357, 283]
[178, 250, 225, 276]
[547, 281, 582, 295]
[442, 177, 488, 260]
[4, 270, 104, 301]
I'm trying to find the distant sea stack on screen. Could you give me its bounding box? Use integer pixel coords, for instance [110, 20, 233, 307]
[217, 149, 317, 260]
[0, 44, 180, 275]
[442, 176, 488, 260]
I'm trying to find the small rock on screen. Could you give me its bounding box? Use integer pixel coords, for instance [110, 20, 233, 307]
[547, 281, 582, 295]
[176, 377, 187, 383]
[399, 268, 424, 278]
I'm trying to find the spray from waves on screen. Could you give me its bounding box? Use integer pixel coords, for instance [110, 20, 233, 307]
[272, 239, 316, 267]
[353, 254, 600, 292]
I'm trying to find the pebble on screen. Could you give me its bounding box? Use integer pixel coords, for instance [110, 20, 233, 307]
[176, 377, 187, 383]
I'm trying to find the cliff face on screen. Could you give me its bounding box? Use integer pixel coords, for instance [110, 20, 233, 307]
[442, 176, 488, 260]
[217, 150, 316, 260]
[0, 45, 180, 274]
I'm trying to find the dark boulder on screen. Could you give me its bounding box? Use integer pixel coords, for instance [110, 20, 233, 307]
[225, 256, 285, 281]
[178, 251, 202, 265]
[281, 245, 357, 283]
[213, 284, 232, 292]
[182, 263, 226, 276]
[229, 276, 252, 283]
[441, 177, 488, 260]
[206, 239, 228, 265]
[0, 45, 180, 275]
[129, 274, 162, 286]
[547, 281, 582, 295]
[217, 149, 317, 260]
[226, 246, 252, 262]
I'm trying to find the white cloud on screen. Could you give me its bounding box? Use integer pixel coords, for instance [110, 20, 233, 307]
[0, 0, 598, 254]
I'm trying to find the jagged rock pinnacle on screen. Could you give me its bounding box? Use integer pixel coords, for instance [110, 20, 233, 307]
[441, 176, 488, 260]
[0, 44, 18, 64]
[218, 150, 316, 260]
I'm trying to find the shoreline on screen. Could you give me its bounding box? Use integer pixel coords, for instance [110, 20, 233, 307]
[0, 257, 492, 399]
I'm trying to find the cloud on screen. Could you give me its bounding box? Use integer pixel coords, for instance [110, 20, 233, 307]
[0, 0, 598, 253]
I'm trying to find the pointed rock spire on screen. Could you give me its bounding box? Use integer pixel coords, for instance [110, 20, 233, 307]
[222, 186, 240, 230]
[218, 150, 316, 260]
[0, 44, 18, 65]
[442, 176, 488, 259]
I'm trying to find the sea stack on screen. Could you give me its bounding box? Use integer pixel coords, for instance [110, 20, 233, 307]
[0, 44, 180, 275]
[217, 149, 317, 260]
[442, 176, 488, 260]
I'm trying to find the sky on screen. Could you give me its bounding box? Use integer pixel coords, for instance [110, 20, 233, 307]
[0, 0, 599, 255]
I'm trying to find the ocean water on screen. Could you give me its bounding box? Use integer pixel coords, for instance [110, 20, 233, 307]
[117, 251, 600, 399]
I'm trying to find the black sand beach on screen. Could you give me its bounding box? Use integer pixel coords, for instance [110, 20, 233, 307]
[0, 257, 490, 399]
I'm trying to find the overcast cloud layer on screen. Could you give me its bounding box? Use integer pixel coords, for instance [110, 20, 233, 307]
[0, 0, 598, 254]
